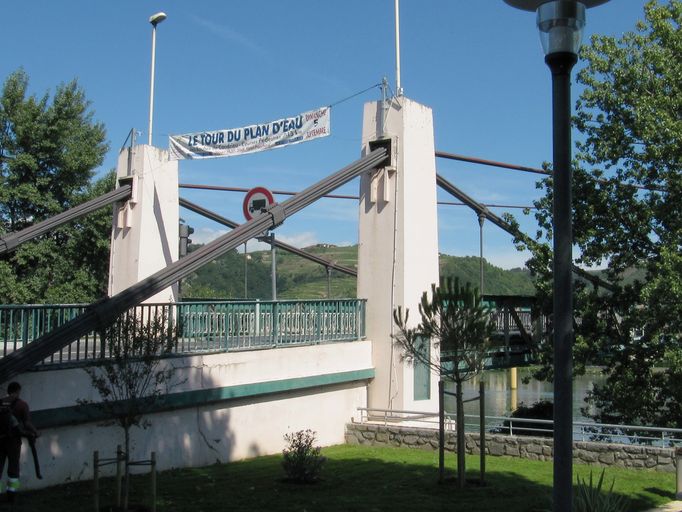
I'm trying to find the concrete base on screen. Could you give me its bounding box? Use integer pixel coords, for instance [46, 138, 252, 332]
[15, 341, 373, 490]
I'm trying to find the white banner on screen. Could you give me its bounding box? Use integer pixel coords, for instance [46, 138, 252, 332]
[169, 106, 330, 160]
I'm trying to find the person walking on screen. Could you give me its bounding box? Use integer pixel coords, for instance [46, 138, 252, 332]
[0, 382, 38, 503]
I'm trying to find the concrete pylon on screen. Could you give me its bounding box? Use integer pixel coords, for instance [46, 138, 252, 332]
[358, 97, 440, 413]
[108, 144, 179, 304]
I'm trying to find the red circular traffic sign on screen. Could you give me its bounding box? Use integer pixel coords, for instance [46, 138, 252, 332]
[243, 186, 275, 221]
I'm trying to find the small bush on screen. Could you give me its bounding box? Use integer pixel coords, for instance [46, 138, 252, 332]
[281, 429, 326, 483]
[493, 400, 554, 437]
[574, 469, 629, 512]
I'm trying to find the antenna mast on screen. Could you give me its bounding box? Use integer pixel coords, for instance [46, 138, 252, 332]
[394, 0, 403, 96]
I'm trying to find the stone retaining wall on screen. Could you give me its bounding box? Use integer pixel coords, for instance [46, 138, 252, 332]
[345, 422, 677, 472]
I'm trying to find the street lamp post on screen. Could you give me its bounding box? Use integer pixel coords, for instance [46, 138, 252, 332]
[148, 11, 167, 146]
[501, 1, 609, 511]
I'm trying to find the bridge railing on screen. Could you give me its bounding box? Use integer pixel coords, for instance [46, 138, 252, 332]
[175, 299, 366, 352]
[491, 309, 532, 332]
[0, 299, 366, 366]
[490, 308, 550, 337]
[0, 304, 91, 363]
[356, 407, 682, 447]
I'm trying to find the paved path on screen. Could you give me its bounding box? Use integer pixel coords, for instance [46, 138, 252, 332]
[647, 501, 682, 512]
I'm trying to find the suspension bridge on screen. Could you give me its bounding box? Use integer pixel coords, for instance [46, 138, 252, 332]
[0, 93, 584, 489]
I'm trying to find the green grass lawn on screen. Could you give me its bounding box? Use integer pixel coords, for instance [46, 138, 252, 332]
[19, 445, 676, 512]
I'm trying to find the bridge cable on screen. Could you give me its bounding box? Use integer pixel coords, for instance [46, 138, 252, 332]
[436, 174, 616, 293]
[436, 150, 663, 192]
[0, 185, 132, 256]
[179, 197, 358, 277]
[0, 148, 388, 383]
[328, 83, 382, 109]
[178, 183, 535, 209]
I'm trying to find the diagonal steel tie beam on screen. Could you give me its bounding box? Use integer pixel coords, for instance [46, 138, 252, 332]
[0, 148, 387, 383]
[0, 185, 132, 255]
[179, 197, 358, 277]
[436, 173, 616, 292]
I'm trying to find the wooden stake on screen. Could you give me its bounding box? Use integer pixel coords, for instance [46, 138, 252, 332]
[93, 451, 99, 512]
[116, 445, 123, 507]
[151, 452, 157, 512]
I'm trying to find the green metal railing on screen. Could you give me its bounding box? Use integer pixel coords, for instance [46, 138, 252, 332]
[0, 299, 367, 366]
[0, 304, 91, 363]
[175, 299, 366, 352]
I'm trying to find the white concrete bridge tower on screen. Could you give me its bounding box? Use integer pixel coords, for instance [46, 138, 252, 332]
[358, 96, 440, 413]
[108, 144, 179, 303]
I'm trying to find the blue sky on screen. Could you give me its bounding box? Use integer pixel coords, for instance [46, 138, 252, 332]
[1, 1, 648, 269]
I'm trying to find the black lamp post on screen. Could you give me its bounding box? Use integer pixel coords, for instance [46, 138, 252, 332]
[501, 1, 609, 511]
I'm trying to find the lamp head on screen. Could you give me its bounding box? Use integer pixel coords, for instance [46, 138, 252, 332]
[504, 0, 608, 10]
[503, 0, 610, 56]
[149, 12, 167, 27]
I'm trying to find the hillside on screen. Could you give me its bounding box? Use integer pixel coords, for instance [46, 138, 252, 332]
[182, 244, 535, 300]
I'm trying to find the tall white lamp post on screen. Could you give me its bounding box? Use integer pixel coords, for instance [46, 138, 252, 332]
[501, 1, 609, 511]
[148, 11, 167, 146]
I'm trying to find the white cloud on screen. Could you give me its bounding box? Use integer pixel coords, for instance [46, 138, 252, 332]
[191, 227, 228, 245]
[237, 231, 320, 253]
[276, 231, 319, 248]
[191, 17, 267, 57]
[191, 225, 321, 253]
[242, 239, 270, 253]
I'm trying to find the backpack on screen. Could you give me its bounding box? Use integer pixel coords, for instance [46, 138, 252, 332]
[0, 400, 19, 438]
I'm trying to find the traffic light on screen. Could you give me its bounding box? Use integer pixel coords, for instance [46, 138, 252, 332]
[179, 223, 194, 257]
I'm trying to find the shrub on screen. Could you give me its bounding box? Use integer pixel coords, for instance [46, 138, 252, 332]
[494, 400, 554, 437]
[281, 429, 326, 483]
[574, 469, 629, 512]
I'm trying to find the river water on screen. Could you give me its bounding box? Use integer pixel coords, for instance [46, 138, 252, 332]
[448, 367, 607, 422]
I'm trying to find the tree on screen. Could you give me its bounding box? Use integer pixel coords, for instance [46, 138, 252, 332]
[80, 312, 181, 511]
[393, 277, 494, 487]
[0, 69, 110, 303]
[67, 170, 118, 299]
[511, 1, 682, 427]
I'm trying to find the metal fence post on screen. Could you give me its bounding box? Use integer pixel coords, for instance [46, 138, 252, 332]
[676, 448, 682, 499]
[354, 301, 359, 340]
[255, 301, 261, 342]
[273, 301, 279, 347]
[21, 308, 29, 347]
[317, 301, 322, 342]
[439, 380, 445, 483]
[480, 380, 486, 486]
